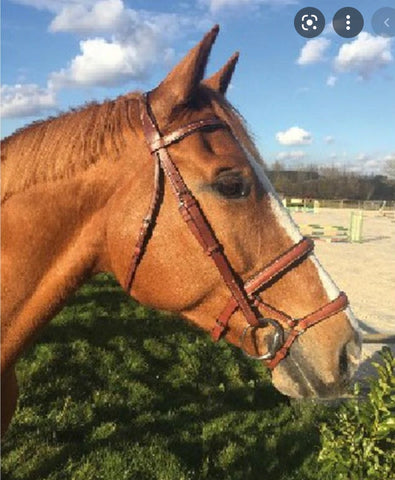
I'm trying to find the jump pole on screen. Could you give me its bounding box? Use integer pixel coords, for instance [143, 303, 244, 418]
[298, 211, 363, 243]
[349, 211, 363, 243]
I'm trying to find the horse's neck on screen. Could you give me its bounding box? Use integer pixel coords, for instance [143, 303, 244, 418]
[1, 152, 141, 370]
[1, 160, 123, 310]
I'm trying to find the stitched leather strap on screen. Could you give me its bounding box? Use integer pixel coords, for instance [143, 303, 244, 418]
[149, 118, 228, 153]
[124, 155, 162, 292]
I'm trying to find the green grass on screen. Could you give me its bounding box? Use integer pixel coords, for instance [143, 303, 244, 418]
[2, 274, 334, 480]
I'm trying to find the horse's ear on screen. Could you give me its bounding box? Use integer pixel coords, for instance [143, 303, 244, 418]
[202, 52, 239, 95]
[150, 25, 219, 119]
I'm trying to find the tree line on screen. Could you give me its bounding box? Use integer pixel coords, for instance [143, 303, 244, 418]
[267, 162, 395, 200]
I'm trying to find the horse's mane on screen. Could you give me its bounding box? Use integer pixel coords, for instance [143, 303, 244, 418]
[1, 93, 140, 203]
[1, 89, 263, 203]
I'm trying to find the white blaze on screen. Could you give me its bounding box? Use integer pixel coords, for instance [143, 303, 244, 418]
[242, 145, 360, 333]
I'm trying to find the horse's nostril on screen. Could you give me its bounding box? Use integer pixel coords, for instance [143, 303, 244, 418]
[338, 336, 361, 380]
[339, 344, 349, 379]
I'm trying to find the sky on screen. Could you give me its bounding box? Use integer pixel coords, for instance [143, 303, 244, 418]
[1, 0, 395, 175]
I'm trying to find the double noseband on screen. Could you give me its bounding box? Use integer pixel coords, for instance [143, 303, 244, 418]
[124, 93, 348, 369]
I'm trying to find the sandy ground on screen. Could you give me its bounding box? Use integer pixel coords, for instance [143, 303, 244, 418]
[291, 208, 395, 380]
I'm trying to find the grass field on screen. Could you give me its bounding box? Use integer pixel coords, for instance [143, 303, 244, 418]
[2, 274, 340, 480]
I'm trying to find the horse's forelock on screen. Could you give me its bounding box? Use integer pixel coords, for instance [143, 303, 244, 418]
[204, 88, 266, 170]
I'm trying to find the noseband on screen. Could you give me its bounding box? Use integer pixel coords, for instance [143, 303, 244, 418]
[124, 93, 348, 369]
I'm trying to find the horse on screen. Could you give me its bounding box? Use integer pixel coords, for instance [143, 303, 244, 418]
[1, 26, 361, 435]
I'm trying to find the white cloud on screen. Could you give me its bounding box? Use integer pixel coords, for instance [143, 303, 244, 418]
[343, 154, 395, 176]
[50, 0, 124, 34]
[324, 135, 335, 144]
[47, 2, 202, 89]
[334, 32, 393, 78]
[383, 153, 395, 178]
[345, 153, 387, 175]
[276, 150, 306, 161]
[276, 126, 312, 146]
[200, 0, 297, 13]
[43, 1, 207, 89]
[356, 153, 370, 162]
[49, 0, 199, 37]
[351, 157, 383, 175]
[297, 37, 331, 65]
[364, 159, 381, 169]
[10, 0, 208, 92]
[1, 83, 57, 118]
[49, 34, 174, 88]
[326, 75, 337, 87]
[2, 1, 213, 120]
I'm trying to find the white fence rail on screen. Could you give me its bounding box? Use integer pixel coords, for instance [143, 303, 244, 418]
[313, 199, 395, 210]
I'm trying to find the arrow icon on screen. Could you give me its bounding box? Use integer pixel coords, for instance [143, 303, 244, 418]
[372, 7, 395, 37]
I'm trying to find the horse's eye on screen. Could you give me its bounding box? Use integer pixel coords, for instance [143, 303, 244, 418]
[213, 174, 250, 199]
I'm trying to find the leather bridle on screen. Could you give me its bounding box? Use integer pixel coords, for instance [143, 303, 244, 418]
[124, 93, 349, 369]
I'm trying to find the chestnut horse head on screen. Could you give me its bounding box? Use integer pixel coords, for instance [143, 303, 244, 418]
[1, 26, 360, 433]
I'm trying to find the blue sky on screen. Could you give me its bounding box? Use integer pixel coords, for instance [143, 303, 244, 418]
[2, 0, 394, 174]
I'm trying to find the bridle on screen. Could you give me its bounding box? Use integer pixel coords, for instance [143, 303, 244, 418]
[124, 93, 348, 369]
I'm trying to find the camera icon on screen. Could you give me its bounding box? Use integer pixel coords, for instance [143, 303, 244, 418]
[301, 14, 319, 32]
[295, 7, 325, 38]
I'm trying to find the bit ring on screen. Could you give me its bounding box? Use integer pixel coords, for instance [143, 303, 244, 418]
[240, 318, 284, 360]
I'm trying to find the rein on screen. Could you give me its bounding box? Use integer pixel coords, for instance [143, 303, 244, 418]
[124, 93, 348, 369]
